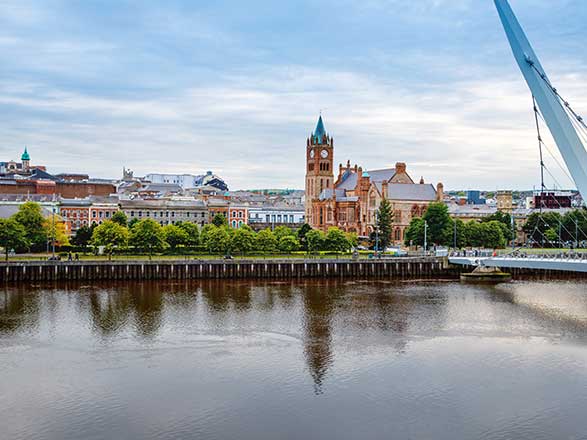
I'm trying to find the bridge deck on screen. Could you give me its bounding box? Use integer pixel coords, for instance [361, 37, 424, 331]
[449, 256, 587, 273]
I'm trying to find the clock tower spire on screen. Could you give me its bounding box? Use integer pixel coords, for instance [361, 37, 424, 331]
[305, 115, 334, 226]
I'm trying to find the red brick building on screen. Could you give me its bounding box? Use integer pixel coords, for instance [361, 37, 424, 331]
[304, 116, 443, 244]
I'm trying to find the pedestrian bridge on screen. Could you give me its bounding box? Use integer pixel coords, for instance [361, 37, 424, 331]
[449, 255, 587, 273]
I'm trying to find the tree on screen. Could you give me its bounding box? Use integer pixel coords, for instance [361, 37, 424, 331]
[306, 229, 325, 253]
[200, 224, 216, 250]
[325, 227, 351, 252]
[72, 225, 93, 249]
[346, 232, 359, 249]
[404, 217, 425, 247]
[111, 211, 128, 227]
[44, 214, 70, 247]
[212, 213, 228, 227]
[481, 221, 507, 249]
[206, 226, 231, 254]
[163, 224, 189, 252]
[130, 219, 166, 259]
[230, 225, 255, 254]
[481, 211, 513, 241]
[422, 202, 452, 246]
[128, 218, 139, 229]
[297, 224, 313, 251]
[376, 198, 394, 250]
[278, 235, 300, 253]
[91, 220, 129, 259]
[12, 202, 47, 251]
[179, 222, 200, 248]
[523, 212, 563, 246]
[450, 218, 467, 249]
[0, 219, 27, 260]
[274, 226, 295, 241]
[256, 228, 278, 253]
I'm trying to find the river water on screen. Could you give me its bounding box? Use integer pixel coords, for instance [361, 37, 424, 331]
[1, 279, 586, 440]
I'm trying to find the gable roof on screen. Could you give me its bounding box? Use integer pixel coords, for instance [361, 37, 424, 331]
[367, 168, 396, 182]
[386, 183, 437, 201]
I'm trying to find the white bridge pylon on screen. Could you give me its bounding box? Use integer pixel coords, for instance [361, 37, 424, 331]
[495, 0, 587, 200]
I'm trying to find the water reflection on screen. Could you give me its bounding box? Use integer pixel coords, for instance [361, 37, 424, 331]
[0, 287, 41, 335]
[302, 282, 337, 394]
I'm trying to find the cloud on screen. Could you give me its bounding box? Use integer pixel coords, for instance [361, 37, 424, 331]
[0, 0, 585, 191]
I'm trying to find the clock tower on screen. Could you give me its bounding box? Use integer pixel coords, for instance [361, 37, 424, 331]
[305, 115, 334, 226]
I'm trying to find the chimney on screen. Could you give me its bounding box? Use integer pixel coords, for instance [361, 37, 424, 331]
[395, 162, 407, 174]
[419, 176, 425, 184]
[382, 180, 389, 199]
[436, 182, 444, 201]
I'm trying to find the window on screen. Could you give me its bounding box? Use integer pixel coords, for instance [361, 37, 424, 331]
[92, 211, 97, 218]
[232, 220, 237, 228]
[138, 211, 142, 217]
[238, 211, 243, 218]
[106, 212, 110, 218]
[290, 215, 294, 223]
[171, 212, 175, 217]
[266, 215, 270, 222]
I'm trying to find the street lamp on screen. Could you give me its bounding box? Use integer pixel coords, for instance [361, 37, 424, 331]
[424, 221, 428, 255]
[375, 211, 379, 253]
[52, 206, 56, 258]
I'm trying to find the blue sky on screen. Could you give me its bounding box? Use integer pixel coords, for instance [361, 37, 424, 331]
[1, 0, 586, 190]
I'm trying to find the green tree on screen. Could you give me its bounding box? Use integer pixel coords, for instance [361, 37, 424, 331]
[212, 213, 228, 227]
[404, 217, 425, 247]
[482, 221, 507, 249]
[423, 202, 452, 246]
[163, 224, 189, 252]
[481, 211, 513, 241]
[206, 226, 231, 254]
[130, 219, 166, 259]
[273, 226, 295, 241]
[523, 212, 563, 246]
[12, 202, 48, 251]
[449, 218, 467, 249]
[91, 220, 129, 259]
[297, 223, 312, 251]
[72, 225, 93, 249]
[325, 227, 351, 252]
[346, 232, 359, 249]
[306, 229, 326, 253]
[200, 224, 216, 250]
[278, 235, 300, 253]
[128, 217, 139, 229]
[179, 222, 200, 248]
[111, 211, 128, 227]
[375, 198, 394, 250]
[256, 228, 278, 253]
[464, 221, 483, 248]
[231, 225, 256, 254]
[0, 219, 28, 260]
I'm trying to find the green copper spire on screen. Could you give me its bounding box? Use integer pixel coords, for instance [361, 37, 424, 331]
[312, 115, 327, 143]
[21, 147, 30, 161]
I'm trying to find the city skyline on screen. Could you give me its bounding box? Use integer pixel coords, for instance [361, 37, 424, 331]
[1, 0, 587, 191]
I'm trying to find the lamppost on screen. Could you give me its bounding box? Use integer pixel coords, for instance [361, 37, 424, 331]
[52, 206, 56, 258]
[424, 221, 428, 256]
[375, 211, 379, 254]
[453, 219, 457, 251]
[511, 214, 516, 251]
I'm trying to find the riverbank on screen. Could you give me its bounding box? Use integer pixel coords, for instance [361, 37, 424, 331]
[0, 257, 457, 283]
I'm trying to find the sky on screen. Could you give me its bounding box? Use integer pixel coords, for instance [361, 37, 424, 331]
[1, 0, 586, 191]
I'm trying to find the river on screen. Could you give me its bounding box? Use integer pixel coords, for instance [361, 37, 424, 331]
[1, 280, 586, 440]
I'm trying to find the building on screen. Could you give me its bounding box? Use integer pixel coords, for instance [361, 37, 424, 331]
[120, 198, 208, 226]
[247, 207, 305, 231]
[144, 171, 228, 192]
[304, 116, 443, 243]
[0, 147, 44, 175]
[228, 206, 248, 228]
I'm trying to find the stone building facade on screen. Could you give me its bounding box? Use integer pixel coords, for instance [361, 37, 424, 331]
[304, 116, 444, 245]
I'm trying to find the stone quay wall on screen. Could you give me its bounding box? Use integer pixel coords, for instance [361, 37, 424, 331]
[0, 258, 459, 283]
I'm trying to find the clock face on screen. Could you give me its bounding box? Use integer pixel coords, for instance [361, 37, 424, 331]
[309, 149, 315, 159]
[321, 149, 328, 158]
